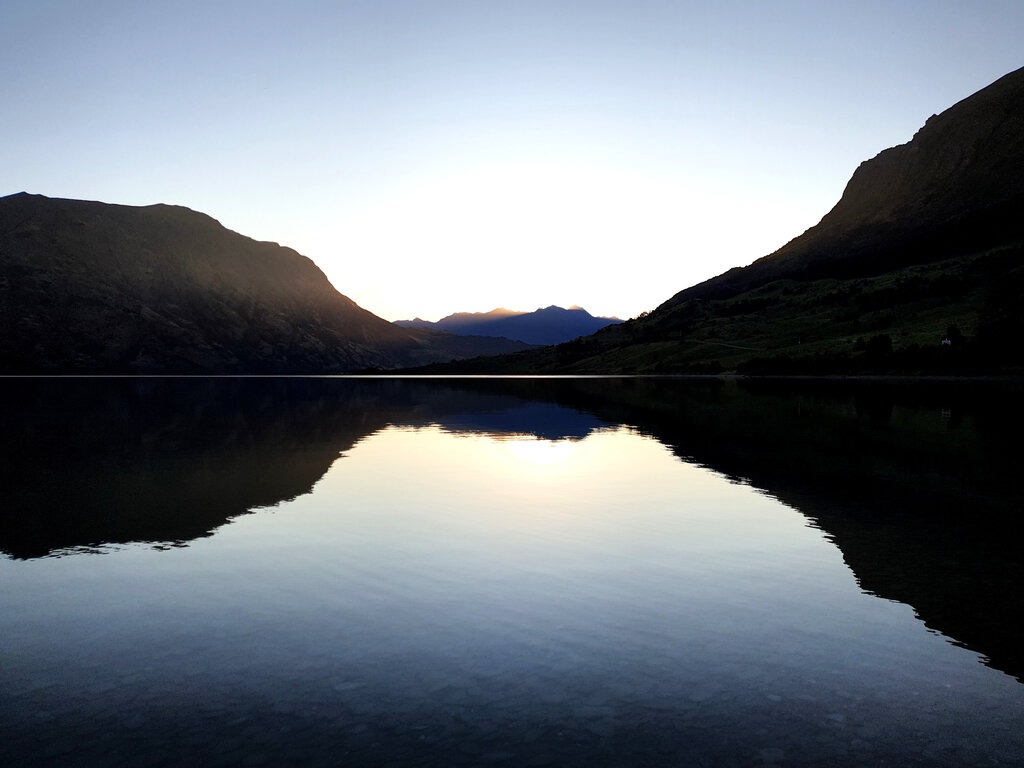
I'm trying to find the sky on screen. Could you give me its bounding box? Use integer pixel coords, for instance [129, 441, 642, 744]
[2, 1, 1023, 322]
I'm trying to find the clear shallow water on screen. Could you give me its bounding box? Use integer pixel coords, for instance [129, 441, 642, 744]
[1, 377, 1022, 766]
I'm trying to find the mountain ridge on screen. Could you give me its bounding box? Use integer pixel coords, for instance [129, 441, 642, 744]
[395, 304, 622, 346]
[0, 193, 531, 373]
[667, 65, 1024, 305]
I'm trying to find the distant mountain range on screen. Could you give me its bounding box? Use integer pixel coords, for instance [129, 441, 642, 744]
[414, 65, 1024, 375]
[395, 306, 621, 346]
[0, 194, 531, 374]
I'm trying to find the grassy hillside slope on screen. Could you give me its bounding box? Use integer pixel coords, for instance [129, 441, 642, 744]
[411, 66, 1024, 375]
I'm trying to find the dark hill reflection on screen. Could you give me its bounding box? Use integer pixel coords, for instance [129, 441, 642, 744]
[467, 376, 1024, 683]
[0, 377, 608, 559]
[2, 376, 1022, 684]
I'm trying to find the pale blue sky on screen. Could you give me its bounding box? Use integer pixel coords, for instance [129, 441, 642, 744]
[3, 1, 1022, 320]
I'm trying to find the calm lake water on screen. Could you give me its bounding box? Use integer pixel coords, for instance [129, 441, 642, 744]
[2, 376, 1022, 767]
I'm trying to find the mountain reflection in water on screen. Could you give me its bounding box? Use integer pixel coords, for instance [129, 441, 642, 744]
[1, 376, 1022, 766]
[0, 378, 610, 557]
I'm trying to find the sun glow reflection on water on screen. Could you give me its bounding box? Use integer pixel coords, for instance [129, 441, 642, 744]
[504, 435, 581, 466]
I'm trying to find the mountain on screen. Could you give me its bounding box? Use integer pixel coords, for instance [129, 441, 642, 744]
[0, 193, 531, 373]
[396, 307, 523, 331]
[679, 65, 1024, 300]
[411, 66, 1024, 375]
[395, 305, 621, 345]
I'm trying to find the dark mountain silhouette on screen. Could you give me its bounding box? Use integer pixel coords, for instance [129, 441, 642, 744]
[2, 376, 1021, 683]
[395, 305, 621, 346]
[675, 65, 1024, 300]
[0, 193, 531, 373]
[411, 66, 1024, 374]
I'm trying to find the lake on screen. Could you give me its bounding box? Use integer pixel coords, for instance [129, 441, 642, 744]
[2, 376, 1022, 767]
